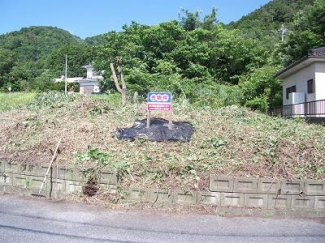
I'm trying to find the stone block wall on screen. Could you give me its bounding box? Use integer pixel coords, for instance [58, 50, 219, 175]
[0, 161, 117, 198]
[208, 175, 325, 210]
[120, 176, 325, 211]
[1, 160, 324, 212]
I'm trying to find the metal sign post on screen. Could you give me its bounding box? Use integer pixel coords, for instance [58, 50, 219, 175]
[147, 92, 173, 130]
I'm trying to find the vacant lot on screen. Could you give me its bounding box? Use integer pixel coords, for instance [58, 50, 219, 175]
[0, 92, 324, 190]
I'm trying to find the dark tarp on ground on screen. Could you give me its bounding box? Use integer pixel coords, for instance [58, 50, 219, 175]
[115, 118, 194, 142]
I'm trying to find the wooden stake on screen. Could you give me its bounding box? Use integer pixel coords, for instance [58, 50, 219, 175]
[147, 110, 151, 128]
[168, 110, 173, 130]
[35, 137, 62, 195]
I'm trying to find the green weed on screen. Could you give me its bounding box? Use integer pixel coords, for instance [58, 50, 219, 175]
[0, 92, 36, 111]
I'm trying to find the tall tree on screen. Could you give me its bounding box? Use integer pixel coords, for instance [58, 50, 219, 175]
[179, 8, 218, 31]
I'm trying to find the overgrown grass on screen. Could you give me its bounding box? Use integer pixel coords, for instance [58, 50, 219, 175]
[91, 93, 122, 107]
[1, 93, 324, 192]
[0, 92, 36, 111]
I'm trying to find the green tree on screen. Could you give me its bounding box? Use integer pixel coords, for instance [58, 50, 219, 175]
[30, 69, 55, 91]
[239, 65, 282, 111]
[179, 8, 218, 31]
[274, 0, 325, 66]
[6, 61, 43, 91]
[179, 9, 201, 31]
[170, 28, 212, 79]
[209, 28, 269, 84]
[45, 44, 94, 78]
[0, 49, 16, 89]
[202, 8, 218, 30]
[142, 21, 185, 60]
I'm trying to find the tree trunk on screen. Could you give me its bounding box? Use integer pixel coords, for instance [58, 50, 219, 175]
[118, 59, 127, 106]
[121, 89, 127, 106]
[110, 59, 127, 106]
[110, 63, 122, 93]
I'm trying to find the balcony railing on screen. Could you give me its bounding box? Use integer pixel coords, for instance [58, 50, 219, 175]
[269, 99, 325, 117]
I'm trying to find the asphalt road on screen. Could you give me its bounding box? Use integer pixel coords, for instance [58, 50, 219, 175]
[0, 194, 324, 243]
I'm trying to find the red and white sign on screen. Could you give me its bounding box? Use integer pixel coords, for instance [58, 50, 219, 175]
[147, 92, 172, 111]
[149, 94, 169, 102]
[147, 92, 173, 129]
[147, 103, 171, 111]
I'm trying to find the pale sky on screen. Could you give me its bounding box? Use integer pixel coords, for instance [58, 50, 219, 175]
[0, 0, 270, 38]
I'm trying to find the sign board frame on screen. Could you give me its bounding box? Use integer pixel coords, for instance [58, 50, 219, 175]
[147, 92, 173, 129]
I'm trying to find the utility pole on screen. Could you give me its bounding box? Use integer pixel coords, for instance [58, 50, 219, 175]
[65, 55, 68, 94]
[280, 24, 287, 42]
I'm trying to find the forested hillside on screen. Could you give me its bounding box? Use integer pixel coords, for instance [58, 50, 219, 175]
[230, 0, 325, 66]
[0, 0, 324, 111]
[0, 26, 93, 91]
[85, 34, 107, 46]
[0, 26, 82, 62]
[228, 0, 315, 49]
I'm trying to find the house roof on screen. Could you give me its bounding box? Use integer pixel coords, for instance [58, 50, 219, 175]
[308, 46, 325, 57]
[274, 46, 325, 79]
[78, 79, 99, 84]
[82, 64, 93, 69]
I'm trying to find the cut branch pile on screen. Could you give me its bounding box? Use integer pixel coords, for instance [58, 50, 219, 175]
[0, 95, 324, 191]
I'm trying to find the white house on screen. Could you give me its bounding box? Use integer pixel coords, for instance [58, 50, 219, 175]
[274, 46, 325, 117]
[55, 64, 103, 95]
[55, 76, 83, 83]
[78, 65, 103, 95]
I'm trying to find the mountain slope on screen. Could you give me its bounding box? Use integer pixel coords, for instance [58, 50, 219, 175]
[0, 26, 83, 62]
[228, 0, 315, 48]
[85, 34, 107, 46]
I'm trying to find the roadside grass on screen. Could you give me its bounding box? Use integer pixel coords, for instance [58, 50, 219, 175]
[0, 92, 36, 111]
[0, 92, 324, 191]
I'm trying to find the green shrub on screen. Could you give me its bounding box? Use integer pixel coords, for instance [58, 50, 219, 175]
[191, 83, 242, 108]
[28, 91, 80, 109]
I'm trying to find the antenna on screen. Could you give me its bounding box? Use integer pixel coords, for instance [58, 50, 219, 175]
[65, 55, 68, 94]
[280, 24, 287, 42]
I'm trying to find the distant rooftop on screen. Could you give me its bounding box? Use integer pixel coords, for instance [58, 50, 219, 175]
[308, 46, 325, 58]
[82, 64, 93, 69]
[55, 63, 103, 83]
[275, 46, 325, 78]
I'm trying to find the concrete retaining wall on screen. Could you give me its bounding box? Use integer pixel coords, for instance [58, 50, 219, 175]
[0, 161, 117, 198]
[120, 177, 325, 212]
[0, 161, 324, 212]
[207, 175, 325, 211]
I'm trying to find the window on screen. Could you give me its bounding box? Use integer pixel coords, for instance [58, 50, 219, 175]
[286, 85, 296, 99]
[307, 79, 314, 93]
